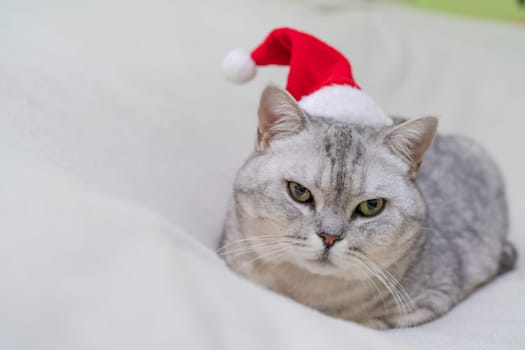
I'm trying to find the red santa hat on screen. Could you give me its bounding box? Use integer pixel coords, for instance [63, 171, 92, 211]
[222, 27, 392, 126]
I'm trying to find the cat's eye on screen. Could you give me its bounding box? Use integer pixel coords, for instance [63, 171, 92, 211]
[356, 198, 385, 217]
[288, 182, 312, 203]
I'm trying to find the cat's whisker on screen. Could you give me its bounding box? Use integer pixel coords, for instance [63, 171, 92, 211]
[363, 257, 416, 327]
[219, 240, 297, 257]
[348, 257, 388, 314]
[219, 235, 288, 246]
[239, 245, 290, 268]
[370, 267, 409, 326]
[377, 271, 412, 327]
[349, 251, 415, 327]
[217, 236, 289, 253]
[219, 244, 277, 257]
[365, 265, 410, 326]
[354, 257, 404, 317]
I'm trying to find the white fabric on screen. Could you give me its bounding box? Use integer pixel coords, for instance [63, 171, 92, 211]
[1, 0, 525, 349]
[299, 85, 393, 126]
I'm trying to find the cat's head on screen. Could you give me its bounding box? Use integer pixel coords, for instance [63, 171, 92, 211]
[232, 86, 437, 280]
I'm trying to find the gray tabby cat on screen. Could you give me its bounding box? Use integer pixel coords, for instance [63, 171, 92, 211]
[220, 85, 517, 329]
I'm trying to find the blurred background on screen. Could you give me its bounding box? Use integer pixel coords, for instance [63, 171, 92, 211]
[393, 0, 525, 22]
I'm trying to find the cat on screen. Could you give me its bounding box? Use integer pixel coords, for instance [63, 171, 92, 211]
[219, 85, 517, 329]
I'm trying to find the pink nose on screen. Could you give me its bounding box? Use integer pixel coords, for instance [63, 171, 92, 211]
[318, 233, 343, 248]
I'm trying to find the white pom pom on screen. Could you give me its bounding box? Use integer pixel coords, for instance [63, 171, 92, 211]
[222, 48, 256, 84]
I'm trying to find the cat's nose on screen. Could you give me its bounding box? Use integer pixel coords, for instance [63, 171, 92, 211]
[317, 232, 343, 248]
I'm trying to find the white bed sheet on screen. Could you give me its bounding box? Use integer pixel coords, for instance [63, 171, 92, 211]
[1, 0, 524, 349]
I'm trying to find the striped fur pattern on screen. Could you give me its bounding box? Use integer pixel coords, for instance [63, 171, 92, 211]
[219, 86, 516, 328]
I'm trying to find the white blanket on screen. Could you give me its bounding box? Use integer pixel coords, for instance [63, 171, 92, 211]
[1, 0, 524, 349]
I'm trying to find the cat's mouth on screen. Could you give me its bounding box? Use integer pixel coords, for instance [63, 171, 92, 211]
[320, 248, 332, 262]
[301, 254, 342, 276]
[307, 249, 335, 266]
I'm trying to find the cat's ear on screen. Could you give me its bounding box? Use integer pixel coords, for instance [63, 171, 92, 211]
[257, 85, 305, 149]
[384, 116, 438, 178]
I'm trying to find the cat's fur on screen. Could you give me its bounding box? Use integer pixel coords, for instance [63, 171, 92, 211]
[220, 86, 516, 329]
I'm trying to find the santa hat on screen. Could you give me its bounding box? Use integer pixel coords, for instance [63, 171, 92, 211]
[222, 27, 392, 126]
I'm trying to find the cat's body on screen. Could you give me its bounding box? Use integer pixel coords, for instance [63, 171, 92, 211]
[220, 86, 516, 328]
